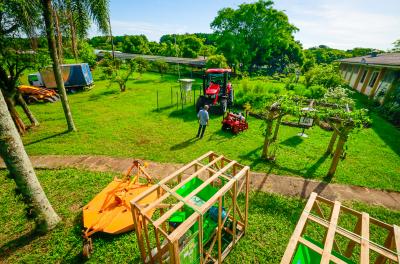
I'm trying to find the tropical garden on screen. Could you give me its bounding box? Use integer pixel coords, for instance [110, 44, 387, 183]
[0, 0, 399, 263]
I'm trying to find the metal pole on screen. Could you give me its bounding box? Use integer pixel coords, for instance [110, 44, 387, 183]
[193, 88, 196, 108]
[170, 86, 173, 105]
[176, 91, 178, 110]
[156, 90, 159, 111]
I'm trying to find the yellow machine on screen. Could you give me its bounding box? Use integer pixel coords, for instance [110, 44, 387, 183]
[82, 160, 158, 257]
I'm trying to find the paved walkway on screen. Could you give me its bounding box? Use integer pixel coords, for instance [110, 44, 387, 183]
[1, 155, 400, 211]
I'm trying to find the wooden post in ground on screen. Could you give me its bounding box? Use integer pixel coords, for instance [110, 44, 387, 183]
[272, 115, 282, 141]
[261, 103, 279, 159]
[327, 126, 350, 177]
[326, 130, 338, 155]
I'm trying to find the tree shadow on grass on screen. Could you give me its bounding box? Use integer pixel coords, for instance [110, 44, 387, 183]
[25, 130, 69, 146]
[370, 113, 400, 156]
[133, 79, 154, 85]
[88, 89, 119, 101]
[170, 137, 198, 151]
[168, 108, 198, 122]
[151, 104, 175, 113]
[0, 229, 45, 261]
[271, 153, 329, 180]
[280, 136, 304, 147]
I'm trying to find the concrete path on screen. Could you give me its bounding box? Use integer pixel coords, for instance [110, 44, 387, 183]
[1, 155, 400, 211]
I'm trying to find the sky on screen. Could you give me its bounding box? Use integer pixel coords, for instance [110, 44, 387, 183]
[90, 0, 400, 51]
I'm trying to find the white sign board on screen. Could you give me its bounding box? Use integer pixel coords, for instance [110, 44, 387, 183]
[299, 117, 314, 127]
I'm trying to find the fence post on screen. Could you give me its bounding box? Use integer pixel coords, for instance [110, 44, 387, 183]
[193, 88, 196, 108]
[156, 90, 159, 111]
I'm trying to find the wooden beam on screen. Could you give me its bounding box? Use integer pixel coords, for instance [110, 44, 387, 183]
[320, 201, 341, 264]
[360, 212, 370, 263]
[154, 160, 236, 229]
[130, 151, 214, 205]
[141, 155, 225, 215]
[308, 214, 399, 262]
[280, 192, 318, 264]
[394, 225, 400, 263]
[298, 237, 349, 264]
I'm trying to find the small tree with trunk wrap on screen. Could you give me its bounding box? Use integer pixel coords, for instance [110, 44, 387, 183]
[260, 87, 369, 177]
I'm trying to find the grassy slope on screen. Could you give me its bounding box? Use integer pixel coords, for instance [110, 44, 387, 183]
[1, 169, 399, 263]
[18, 71, 400, 191]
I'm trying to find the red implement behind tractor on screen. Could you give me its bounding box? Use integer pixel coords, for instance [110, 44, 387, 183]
[18, 85, 59, 104]
[222, 112, 248, 134]
[196, 68, 233, 114]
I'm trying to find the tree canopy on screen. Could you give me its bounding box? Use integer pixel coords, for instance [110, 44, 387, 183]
[211, 0, 303, 74]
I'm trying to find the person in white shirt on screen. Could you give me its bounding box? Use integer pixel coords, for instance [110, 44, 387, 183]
[196, 105, 209, 139]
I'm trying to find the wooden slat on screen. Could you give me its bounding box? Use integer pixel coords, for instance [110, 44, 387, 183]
[360, 212, 370, 263]
[308, 214, 399, 262]
[344, 216, 361, 257]
[141, 156, 224, 215]
[298, 237, 348, 264]
[280, 192, 318, 264]
[131, 151, 213, 205]
[320, 201, 341, 264]
[153, 159, 235, 228]
[394, 225, 400, 262]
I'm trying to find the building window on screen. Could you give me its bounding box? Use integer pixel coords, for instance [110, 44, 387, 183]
[360, 70, 368, 83]
[368, 71, 379, 87]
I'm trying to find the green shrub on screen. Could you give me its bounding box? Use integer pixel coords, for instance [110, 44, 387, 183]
[304, 64, 344, 88]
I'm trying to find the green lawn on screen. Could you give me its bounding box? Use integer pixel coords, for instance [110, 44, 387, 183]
[1, 169, 399, 263]
[18, 71, 400, 191]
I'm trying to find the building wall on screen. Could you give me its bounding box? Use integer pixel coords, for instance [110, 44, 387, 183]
[339, 62, 400, 103]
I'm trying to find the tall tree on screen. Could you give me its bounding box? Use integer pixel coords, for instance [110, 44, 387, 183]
[0, 0, 45, 134]
[0, 89, 61, 231]
[211, 0, 303, 74]
[41, 0, 76, 131]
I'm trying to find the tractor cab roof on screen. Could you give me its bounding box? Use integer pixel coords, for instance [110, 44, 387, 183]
[205, 68, 232, 74]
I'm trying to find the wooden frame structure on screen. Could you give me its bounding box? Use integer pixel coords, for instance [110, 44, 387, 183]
[281, 192, 400, 264]
[261, 99, 356, 177]
[131, 152, 250, 264]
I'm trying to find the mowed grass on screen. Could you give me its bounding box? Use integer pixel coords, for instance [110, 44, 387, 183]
[1, 169, 399, 263]
[18, 71, 400, 191]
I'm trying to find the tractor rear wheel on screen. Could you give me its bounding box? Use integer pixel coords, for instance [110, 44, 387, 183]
[196, 96, 206, 113]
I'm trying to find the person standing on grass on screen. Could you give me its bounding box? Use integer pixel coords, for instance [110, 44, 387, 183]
[197, 105, 209, 138]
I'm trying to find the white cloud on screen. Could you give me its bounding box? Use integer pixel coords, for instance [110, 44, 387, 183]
[279, 0, 400, 50]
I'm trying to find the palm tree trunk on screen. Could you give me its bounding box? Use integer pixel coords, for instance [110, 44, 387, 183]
[53, 7, 63, 64]
[68, 11, 78, 61]
[17, 94, 39, 126]
[0, 90, 60, 230]
[41, 0, 76, 132]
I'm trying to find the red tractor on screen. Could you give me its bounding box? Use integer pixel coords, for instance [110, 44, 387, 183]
[222, 112, 248, 134]
[196, 68, 233, 113]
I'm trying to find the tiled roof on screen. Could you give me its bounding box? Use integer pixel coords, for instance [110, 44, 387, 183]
[338, 53, 400, 67]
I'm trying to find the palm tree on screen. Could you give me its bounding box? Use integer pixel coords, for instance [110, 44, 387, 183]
[0, 0, 42, 133]
[41, 0, 76, 131]
[40, 0, 110, 132]
[0, 90, 61, 231]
